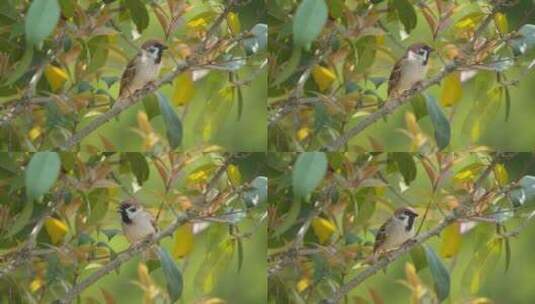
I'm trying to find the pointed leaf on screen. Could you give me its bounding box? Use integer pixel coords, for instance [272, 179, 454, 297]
[126, 0, 149, 33]
[440, 72, 462, 107]
[25, 0, 60, 48]
[25, 152, 61, 201]
[157, 92, 183, 149]
[425, 94, 451, 150]
[292, 0, 328, 49]
[425, 246, 450, 302]
[158, 247, 183, 302]
[292, 152, 327, 202]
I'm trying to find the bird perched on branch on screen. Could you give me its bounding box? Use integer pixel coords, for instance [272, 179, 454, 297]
[387, 43, 433, 98]
[373, 207, 419, 256]
[117, 40, 168, 103]
[118, 198, 159, 260]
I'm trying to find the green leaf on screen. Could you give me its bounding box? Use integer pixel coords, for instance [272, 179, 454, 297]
[410, 245, 427, 272]
[393, 0, 417, 33]
[243, 176, 267, 207]
[292, 0, 328, 49]
[25, 152, 61, 201]
[158, 247, 183, 302]
[125, 152, 150, 185]
[390, 152, 417, 184]
[4, 48, 34, 85]
[292, 152, 327, 201]
[424, 246, 450, 302]
[243, 23, 267, 55]
[86, 189, 110, 225]
[273, 199, 301, 237]
[271, 47, 301, 87]
[101, 229, 121, 241]
[25, 0, 60, 48]
[4, 201, 33, 239]
[410, 94, 428, 120]
[143, 94, 160, 120]
[157, 92, 183, 150]
[425, 94, 451, 150]
[125, 0, 149, 33]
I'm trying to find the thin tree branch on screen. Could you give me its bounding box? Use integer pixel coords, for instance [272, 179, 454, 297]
[56, 154, 237, 303]
[322, 61, 459, 151]
[321, 211, 458, 304]
[58, 60, 190, 150]
[57, 0, 241, 150]
[57, 211, 192, 304]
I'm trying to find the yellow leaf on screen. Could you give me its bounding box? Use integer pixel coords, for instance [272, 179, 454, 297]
[44, 64, 68, 92]
[226, 164, 241, 186]
[187, 17, 208, 29]
[311, 65, 336, 92]
[138, 263, 153, 287]
[137, 111, 153, 134]
[296, 277, 311, 292]
[28, 126, 42, 141]
[440, 72, 462, 107]
[494, 164, 508, 185]
[440, 222, 461, 258]
[172, 72, 195, 106]
[494, 13, 508, 34]
[187, 169, 210, 184]
[226, 12, 240, 34]
[311, 217, 336, 244]
[45, 217, 68, 245]
[404, 262, 420, 287]
[29, 277, 43, 292]
[173, 223, 194, 258]
[296, 127, 311, 141]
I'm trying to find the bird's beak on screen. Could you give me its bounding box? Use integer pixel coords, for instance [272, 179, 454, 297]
[161, 45, 168, 50]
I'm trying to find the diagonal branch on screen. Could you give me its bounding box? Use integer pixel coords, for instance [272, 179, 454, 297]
[58, 212, 192, 304]
[322, 211, 458, 304]
[322, 61, 459, 151]
[57, 0, 241, 150]
[58, 61, 191, 150]
[57, 155, 238, 303]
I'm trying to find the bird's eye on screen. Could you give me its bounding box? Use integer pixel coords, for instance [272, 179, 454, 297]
[128, 207, 137, 213]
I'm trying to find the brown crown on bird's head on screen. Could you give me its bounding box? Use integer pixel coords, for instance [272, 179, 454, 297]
[407, 43, 433, 53]
[394, 207, 418, 218]
[141, 39, 168, 51]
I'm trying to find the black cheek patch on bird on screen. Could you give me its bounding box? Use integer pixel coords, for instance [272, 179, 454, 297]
[155, 48, 164, 64]
[118, 203, 133, 224]
[406, 215, 415, 231]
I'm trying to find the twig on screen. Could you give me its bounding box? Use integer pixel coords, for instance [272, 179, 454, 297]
[57, 212, 192, 304]
[57, 153, 234, 302]
[57, 0, 241, 150]
[323, 61, 459, 151]
[321, 211, 458, 304]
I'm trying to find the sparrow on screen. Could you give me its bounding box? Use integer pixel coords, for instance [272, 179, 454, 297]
[373, 207, 419, 255]
[387, 43, 433, 98]
[118, 199, 159, 259]
[117, 40, 168, 101]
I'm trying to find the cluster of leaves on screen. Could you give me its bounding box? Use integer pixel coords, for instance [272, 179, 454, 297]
[0, 151, 267, 303]
[267, 151, 535, 303]
[268, 0, 535, 151]
[0, 0, 267, 150]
